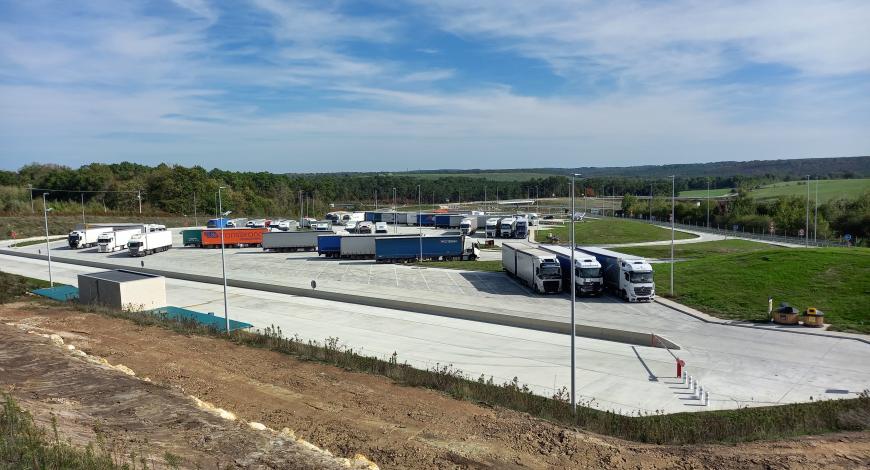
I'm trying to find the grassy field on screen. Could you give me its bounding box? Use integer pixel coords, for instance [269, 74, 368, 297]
[748, 178, 869, 202]
[535, 218, 698, 245]
[411, 260, 503, 272]
[655, 248, 870, 333]
[0, 215, 194, 240]
[678, 188, 735, 198]
[8, 236, 66, 247]
[618, 240, 770, 259]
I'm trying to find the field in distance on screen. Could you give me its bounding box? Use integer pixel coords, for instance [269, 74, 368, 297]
[536, 218, 697, 245]
[679, 178, 870, 201]
[400, 172, 559, 181]
[618, 239, 770, 259]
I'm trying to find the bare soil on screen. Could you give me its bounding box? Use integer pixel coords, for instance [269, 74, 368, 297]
[2, 300, 869, 469]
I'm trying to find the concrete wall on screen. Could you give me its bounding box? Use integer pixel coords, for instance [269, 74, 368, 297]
[118, 277, 167, 311]
[77, 274, 122, 308]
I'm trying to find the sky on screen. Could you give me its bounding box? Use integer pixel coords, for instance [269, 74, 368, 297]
[1, 0, 869, 172]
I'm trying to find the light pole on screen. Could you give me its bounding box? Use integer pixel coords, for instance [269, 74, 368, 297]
[649, 183, 653, 221]
[814, 178, 818, 244]
[137, 189, 142, 214]
[218, 187, 231, 334]
[42, 193, 53, 287]
[805, 175, 810, 247]
[417, 185, 422, 262]
[670, 176, 675, 296]
[81, 193, 86, 227]
[570, 173, 580, 414]
[28, 184, 34, 213]
[706, 178, 710, 228]
[193, 191, 198, 226]
[393, 187, 397, 233]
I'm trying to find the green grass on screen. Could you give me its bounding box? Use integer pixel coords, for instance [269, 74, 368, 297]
[52, 294, 869, 445]
[618, 240, 771, 259]
[0, 272, 54, 304]
[655, 248, 870, 333]
[749, 178, 870, 202]
[411, 260, 503, 272]
[678, 188, 735, 198]
[535, 218, 698, 245]
[9, 236, 65, 247]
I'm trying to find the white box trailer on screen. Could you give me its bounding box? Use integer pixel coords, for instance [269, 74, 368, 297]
[485, 217, 501, 238]
[262, 231, 321, 251]
[578, 246, 654, 302]
[502, 243, 562, 294]
[340, 234, 378, 258]
[460, 217, 478, 235]
[127, 230, 173, 257]
[67, 228, 109, 249]
[97, 228, 142, 253]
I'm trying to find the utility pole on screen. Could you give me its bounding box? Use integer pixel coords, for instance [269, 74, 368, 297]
[218, 187, 230, 334]
[43, 193, 53, 287]
[649, 183, 653, 221]
[484, 185, 487, 211]
[193, 191, 198, 226]
[706, 178, 711, 228]
[138, 189, 142, 214]
[417, 185, 422, 262]
[569, 174, 580, 414]
[299, 190, 303, 228]
[814, 178, 819, 244]
[393, 187, 397, 233]
[28, 184, 34, 213]
[670, 176, 676, 296]
[805, 175, 810, 247]
[375, 189, 378, 211]
[81, 193, 86, 228]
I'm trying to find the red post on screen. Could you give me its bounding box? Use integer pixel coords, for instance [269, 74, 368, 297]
[676, 359, 685, 378]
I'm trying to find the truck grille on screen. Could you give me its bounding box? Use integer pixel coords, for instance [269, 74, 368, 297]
[634, 287, 652, 296]
[544, 281, 560, 293]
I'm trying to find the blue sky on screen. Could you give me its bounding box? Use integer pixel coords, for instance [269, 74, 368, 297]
[1, 0, 869, 172]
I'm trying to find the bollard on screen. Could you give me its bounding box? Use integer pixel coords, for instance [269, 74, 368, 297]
[704, 390, 709, 406]
[697, 386, 703, 400]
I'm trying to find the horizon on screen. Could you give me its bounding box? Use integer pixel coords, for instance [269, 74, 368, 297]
[2, 1, 869, 171]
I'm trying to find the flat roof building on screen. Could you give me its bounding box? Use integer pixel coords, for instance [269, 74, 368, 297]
[78, 269, 166, 311]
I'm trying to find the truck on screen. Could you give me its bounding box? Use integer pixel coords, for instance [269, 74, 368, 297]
[97, 228, 142, 253]
[181, 229, 203, 247]
[514, 217, 529, 239]
[317, 234, 342, 257]
[415, 213, 435, 226]
[499, 217, 517, 238]
[339, 234, 380, 259]
[485, 217, 501, 238]
[67, 228, 109, 249]
[127, 230, 173, 256]
[207, 218, 232, 228]
[375, 235, 479, 263]
[262, 231, 320, 252]
[540, 245, 604, 296]
[578, 247, 654, 302]
[459, 217, 478, 236]
[201, 228, 267, 248]
[501, 243, 562, 294]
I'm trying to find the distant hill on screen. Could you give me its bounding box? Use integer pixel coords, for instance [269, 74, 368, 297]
[398, 156, 870, 180]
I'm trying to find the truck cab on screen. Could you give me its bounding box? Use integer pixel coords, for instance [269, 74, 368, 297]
[531, 255, 562, 293]
[514, 217, 528, 239]
[459, 218, 476, 236]
[96, 233, 115, 253]
[499, 217, 517, 238]
[485, 218, 500, 238]
[617, 260, 655, 302]
[574, 257, 603, 296]
[127, 234, 147, 256]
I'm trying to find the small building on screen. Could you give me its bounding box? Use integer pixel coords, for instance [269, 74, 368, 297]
[78, 270, 166, 311]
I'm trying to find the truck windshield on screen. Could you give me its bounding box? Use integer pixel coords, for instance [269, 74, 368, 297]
[129, 242, 141, 248]
[630, 272, 653, 283]
[540, 265, 560, 278]
[579, 268, 601, 278]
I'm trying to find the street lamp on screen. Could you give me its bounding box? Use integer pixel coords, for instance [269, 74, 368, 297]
[669, 176, 675, 296]
[570, 173, 580, 414]
[218, 186, 231, 334]
[417, 185, 422, 262]
[706, 178, 711, 228]
[42, 193, 53, 287]
[805, 175, 810, 247]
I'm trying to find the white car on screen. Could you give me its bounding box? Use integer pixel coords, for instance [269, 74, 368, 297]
[345, 221, 358, 233]
[375, 222, 388, 234]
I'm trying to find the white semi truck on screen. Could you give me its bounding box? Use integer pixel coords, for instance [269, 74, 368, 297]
[579, 246, 655, 302]
[97, 228, 142, 253]
[460, 217, 478, 236]
[499, 217, 517, 238]
[501, 243, 563, 294]
[127, 230, 173, 256]
[67, 228, 109, 249]
[540, 245, 604, 296]
[485, 217, 501, 238]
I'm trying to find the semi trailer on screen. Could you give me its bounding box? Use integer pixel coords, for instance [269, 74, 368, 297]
[67, 228, 108, 249]
[540, 245, 604, 296]
[460, 217, 478, 235]
[514, 217, 529, 239]
[201, 228, 267, 248]
[501, 243, 562, 294]
[375, 235, 478, 263]
[485, 218, 501, 238]
[262, 231, 321, 252]
[181, 229, 203, 247]
[317, 234, 342, 257]
[97, 228, 142, 253]
[578, 247, 655, 302]
[127, 230, 173, 256]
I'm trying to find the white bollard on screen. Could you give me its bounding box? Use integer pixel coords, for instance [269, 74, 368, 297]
[697, 386, 703, 401]
[704, 390, 710, 406]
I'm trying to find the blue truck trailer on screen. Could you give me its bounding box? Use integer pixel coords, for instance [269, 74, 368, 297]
[415, 213, 436, 226]
[317, 234, 342, 257]
[206, 217, 232, 228]
[375, 235, 479, 263]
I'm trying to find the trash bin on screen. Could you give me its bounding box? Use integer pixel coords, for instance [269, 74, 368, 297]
[802, 308, 825, 328]
[773, 303, 800, 325]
